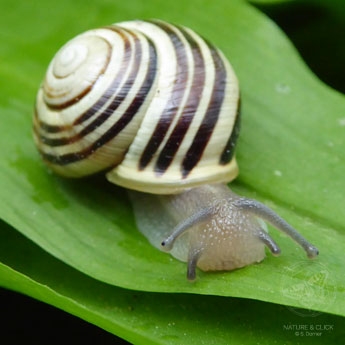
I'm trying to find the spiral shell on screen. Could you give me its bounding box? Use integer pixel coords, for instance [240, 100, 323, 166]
[33, 20, 240, 194]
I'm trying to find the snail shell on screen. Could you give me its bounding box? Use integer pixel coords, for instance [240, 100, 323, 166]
[33, 20, 318, 280]
[33, 19, 240, 194]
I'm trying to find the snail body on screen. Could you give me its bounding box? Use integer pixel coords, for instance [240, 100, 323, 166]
[129, 183, 317, 280]
[33, 20, 318, 280]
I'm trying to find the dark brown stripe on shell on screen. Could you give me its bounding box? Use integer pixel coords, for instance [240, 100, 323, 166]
[154, 27, 206, 175]
[74, 27, 133, 125]
[39, 29, 141, 147]
[219, 97, 241, 164]
[40, 37, 158, 165]
[181, 44, 227, 178]
[33, 108, 68, 134]
[138, 22, 189, 170]
[44, 38, 112, 111]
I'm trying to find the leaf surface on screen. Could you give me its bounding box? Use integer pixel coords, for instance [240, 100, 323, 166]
[1, 220, 344, 344]
[0, 0, 344, 326]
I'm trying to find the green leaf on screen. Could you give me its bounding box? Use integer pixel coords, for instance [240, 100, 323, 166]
[250, 0, 294, 4]
[1, 220, 345, 344]
[0, 0, 344, 334]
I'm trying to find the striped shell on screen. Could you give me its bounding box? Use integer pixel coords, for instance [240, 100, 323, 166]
[33, 20, 240, 194]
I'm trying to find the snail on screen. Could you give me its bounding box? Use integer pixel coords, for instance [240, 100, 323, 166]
[33, 19, 318, 280]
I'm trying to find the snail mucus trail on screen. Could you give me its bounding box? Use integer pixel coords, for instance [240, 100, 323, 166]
[33, 20, 318, 280]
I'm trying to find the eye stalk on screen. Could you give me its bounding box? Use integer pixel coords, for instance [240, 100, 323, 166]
[161, 207, 214, 251]
[233, 198, 319, 259]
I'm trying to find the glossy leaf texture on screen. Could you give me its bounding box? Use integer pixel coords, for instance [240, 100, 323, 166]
[1, 220, 344, 344]
[0, 0, 344, 341]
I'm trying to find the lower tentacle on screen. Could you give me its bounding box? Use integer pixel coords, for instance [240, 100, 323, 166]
[187, 248, 203, 281]
[258, 230, 281, 256]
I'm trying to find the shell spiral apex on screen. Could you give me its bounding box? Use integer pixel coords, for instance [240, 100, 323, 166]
[33, 19, 240, 194]
[34, 19, 318, 281]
